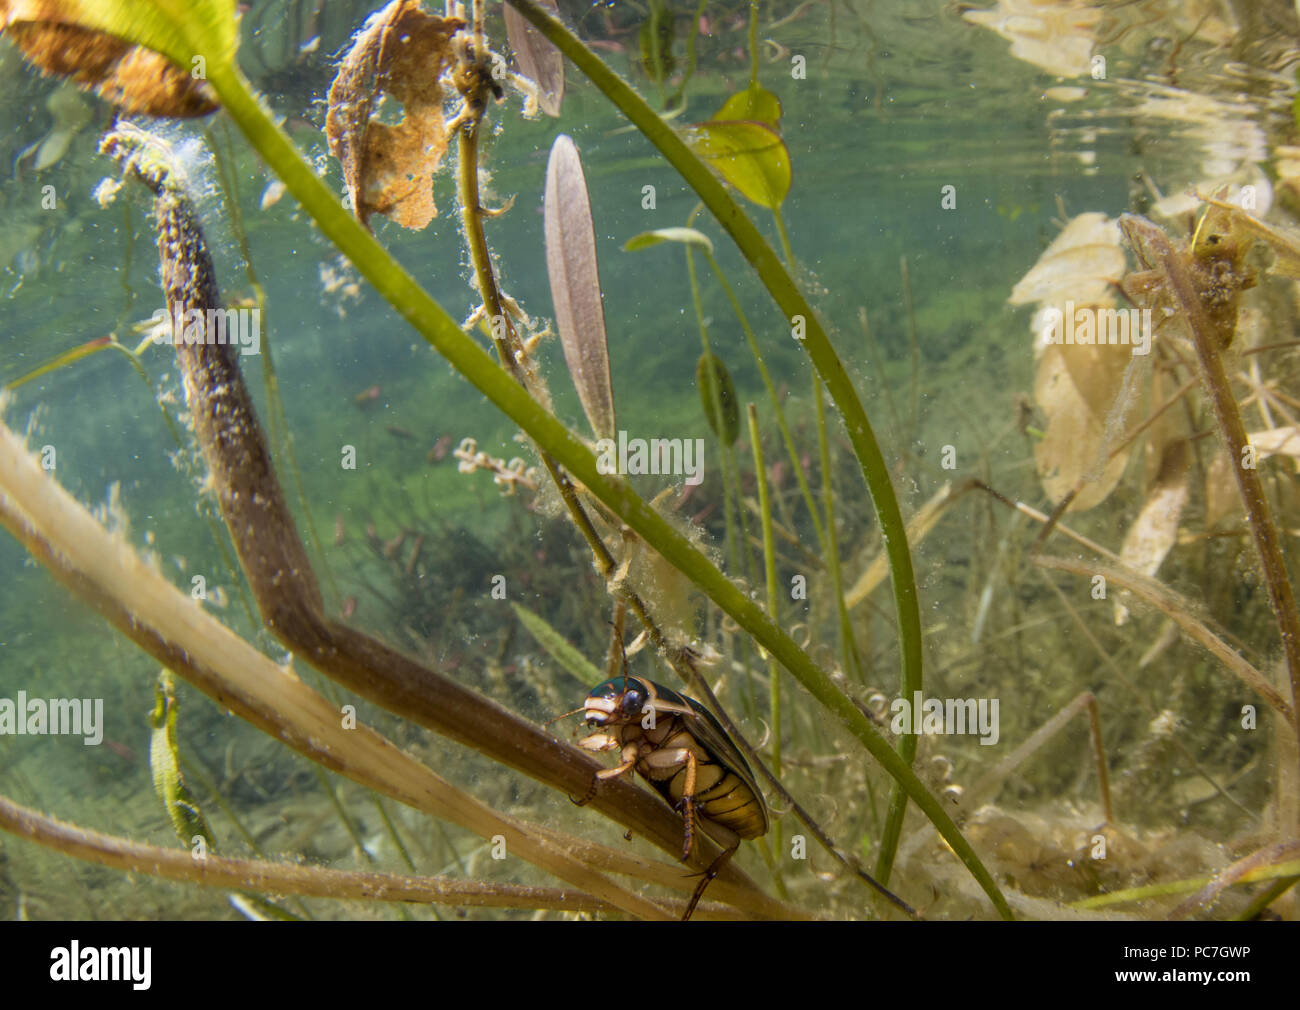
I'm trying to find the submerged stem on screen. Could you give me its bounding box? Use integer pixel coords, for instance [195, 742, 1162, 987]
[505, 0, 928, 895]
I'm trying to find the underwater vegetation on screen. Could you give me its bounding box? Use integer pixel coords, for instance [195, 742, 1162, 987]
[0, 0, 1299, 923]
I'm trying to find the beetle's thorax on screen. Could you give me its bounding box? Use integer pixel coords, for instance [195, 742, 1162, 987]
[602, 709, 682, 748]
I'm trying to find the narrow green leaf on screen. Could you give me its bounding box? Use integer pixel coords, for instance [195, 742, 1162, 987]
[3, 335, 111, 391]
[623, 227, 714, 254]
[149, 670, 215, 850]
[511, 602, 604, 687]
[697, 352, 740, 445]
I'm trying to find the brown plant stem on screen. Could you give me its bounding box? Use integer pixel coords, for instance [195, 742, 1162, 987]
[1121, 213, 1300, 739]
[0, 418, 667, 919]
[0, 794, 614, 915]
[104, 130, 755, 895]
[1035, 555, 1293, 722]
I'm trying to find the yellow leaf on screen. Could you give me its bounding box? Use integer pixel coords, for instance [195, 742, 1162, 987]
[684, 119, 790, 209]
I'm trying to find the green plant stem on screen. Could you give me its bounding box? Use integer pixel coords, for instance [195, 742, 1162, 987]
[747, 404, 781, 776]
[747, 405, 783, 868]
[504, 0, 925, 883]
[204, 58, 998, 915]
[505, 0, 926, 888]
[772, 207, 795, 269]
[702, 246, 826, 550]
[814, 375, 863, 683]
[687, 249, 742, 576]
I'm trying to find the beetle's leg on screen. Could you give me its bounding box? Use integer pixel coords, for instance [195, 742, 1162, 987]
[683, 839, 739, 922]
[571, 741, 640, 806]
[679, 750, 698, 860]
[640, 747, 698, 859]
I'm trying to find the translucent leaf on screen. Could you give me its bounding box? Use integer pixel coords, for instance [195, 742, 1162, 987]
[623, 227, 713, 255]
[1247, 426, 1300, 460]
[1032, 343, 1129, 510]
[504, 0, 563, 117]
[685, 120, 790, 209]
[1009, 212, 1124, 308]
[715, 85, 782, 128]
[1115, 440, 1189, 625]
[0, 0, 226, 116]
[544, 134, 615, 442]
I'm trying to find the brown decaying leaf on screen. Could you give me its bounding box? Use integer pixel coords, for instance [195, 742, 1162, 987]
[1032, 342, 1130, 511]
[0, 5, 217, 117]
[1009, 212, 1123, 309]
[1203, 445, 1240, 531]
[1011, 212, 1136, 512]
[504, 0, 563, 117]
[1204, 425, 1300, 529]
[1115, 440, 1189, 625]
[324, 0, 463, 231]
[1248, 426, 1300, 461]
[544, 134, 614, 442]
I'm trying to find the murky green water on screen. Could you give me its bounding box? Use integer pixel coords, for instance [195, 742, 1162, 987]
[1, 0, 1298, 921]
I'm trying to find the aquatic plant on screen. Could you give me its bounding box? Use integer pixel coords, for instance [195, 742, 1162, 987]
[1, 0, 1298, 923]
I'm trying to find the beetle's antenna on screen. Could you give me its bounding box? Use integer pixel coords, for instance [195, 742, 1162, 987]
[544, 706, 586, 727]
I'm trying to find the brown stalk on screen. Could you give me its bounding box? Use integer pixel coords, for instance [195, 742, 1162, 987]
[967, 692, 1114, 824]
[101, 128, 757, 895]
[1035, 554, 1293, 722]
[0, 794, 616, 915]
[1119, 213, 1300, 739]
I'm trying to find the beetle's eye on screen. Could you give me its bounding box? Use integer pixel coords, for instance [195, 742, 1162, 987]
[621, 692, 643, 718]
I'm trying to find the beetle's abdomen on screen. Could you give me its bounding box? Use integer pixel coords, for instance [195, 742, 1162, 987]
[640, 724, 767, 840]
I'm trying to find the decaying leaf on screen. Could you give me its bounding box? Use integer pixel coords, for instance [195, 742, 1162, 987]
[1009, 213, 1124, 310]
[504, 0, 562, 117]
[1203, 445, 1240, 530]
[1247, 426, 1300, 462]
[0, 2, 218, 117]
[1120, 209, 1256, 351]
[1032, 342, 1130, 510]
[1012, 213, 1133, 510]
[1115, 440, 1189, 625]
[544, 134, 615, 442]
[324, 0, 463, 230]
[961, 0, 1102, 77]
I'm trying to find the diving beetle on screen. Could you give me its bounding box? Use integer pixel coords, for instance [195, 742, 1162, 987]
[570, 674, 769, 920]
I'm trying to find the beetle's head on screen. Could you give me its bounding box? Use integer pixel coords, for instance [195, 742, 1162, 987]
[583, 676, 648, 728]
